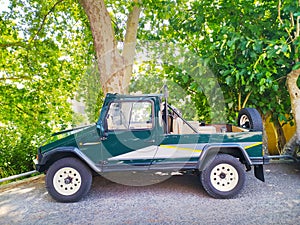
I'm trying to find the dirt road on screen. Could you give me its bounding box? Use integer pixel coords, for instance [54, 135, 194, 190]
[0, 162, 299, 225]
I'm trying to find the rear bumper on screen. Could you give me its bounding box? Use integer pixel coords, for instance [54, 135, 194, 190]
[250, 156, 270, 165]
[252, 155, 299, 164]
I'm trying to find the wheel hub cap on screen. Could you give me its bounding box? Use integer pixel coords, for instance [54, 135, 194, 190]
[53, 167, 82, 196]
[240, 115, 250, 128]
[64, 176, 72, 184]
[219, 172, 226, 179]
[210, 163, 239, 192]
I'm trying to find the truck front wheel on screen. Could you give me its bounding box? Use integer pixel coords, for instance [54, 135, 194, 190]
[45, 157, 92, 202]
[200, 154, 245, 199]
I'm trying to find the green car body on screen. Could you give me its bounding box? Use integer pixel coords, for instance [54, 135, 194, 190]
[35, 93, 268, 202]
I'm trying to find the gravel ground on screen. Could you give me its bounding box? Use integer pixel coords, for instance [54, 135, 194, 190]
[0, 162, 299, 225]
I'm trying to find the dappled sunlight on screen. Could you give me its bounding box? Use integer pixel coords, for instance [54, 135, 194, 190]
[0, 178, 48, 224]
[0, 199, 16, 217]
[0, 163, 299, 224]
[2, 187, 36, 195]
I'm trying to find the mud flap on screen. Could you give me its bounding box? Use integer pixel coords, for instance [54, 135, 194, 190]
[254, 165, 265, 182]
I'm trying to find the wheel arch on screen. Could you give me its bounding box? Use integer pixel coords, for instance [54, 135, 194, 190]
[38, 147, 101, 174]
[198, 144, 252, 171]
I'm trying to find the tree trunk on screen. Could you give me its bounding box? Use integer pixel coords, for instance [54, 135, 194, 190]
[273, 117, 286, 154]
[122, 2, 141, 93]
[283, 68, 300, 155]
[261, 114, 269, 155]
[79, 0, 141, 94]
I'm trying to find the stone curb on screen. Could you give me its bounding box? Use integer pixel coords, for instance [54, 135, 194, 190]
[0, 174, 45, 192]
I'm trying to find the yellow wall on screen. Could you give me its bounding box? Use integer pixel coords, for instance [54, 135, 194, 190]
[264, 116, 296, 155]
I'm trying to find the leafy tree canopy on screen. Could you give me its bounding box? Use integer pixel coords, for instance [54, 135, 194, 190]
[0, 0, 93, 177]
[1, 0, 300, 177]
[138, 0, 299, 124]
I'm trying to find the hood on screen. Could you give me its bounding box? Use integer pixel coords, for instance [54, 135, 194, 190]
[51, 124, 94, 137]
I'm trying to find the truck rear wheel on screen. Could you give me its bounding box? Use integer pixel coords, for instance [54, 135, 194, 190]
[46, 157, 92, 202]
[200, 154, 245, 199]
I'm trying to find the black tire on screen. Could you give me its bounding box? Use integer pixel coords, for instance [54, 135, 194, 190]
[200, 154, 245, 199]
[238, 108, 263, 131]
[45, 157, 92, 203]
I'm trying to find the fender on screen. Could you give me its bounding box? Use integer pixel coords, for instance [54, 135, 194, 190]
[37, 146, 102, 173]
[197, 143, 252, 171]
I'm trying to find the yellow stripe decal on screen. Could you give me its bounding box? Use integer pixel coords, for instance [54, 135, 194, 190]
[161, 142, 262, 152]
[245, 142, 263, 149]
[160, 145, 202, 153]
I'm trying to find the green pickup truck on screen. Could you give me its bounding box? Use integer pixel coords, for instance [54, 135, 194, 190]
[35, 92, 268, 202]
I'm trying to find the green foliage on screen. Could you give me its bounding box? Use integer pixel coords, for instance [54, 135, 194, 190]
[76, 64, 104, 123]
[0, 0, 93, 177]
[129, 62, 198, 121]
[0, 124, 45, 178]
[1, 0, 299, 177]
[139, 0, 299, 124]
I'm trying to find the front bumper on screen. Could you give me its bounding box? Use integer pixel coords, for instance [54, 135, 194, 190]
[33, 153, 45, 172]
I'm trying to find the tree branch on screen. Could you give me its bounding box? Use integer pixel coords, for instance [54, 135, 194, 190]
[122, 0, 142, 92]
[290, 12, 295, 27]
[0, 102, 36, 120]
[238, 91, 241, 110]
[123, 1, 142, 60]
[0, 42, 25, 48]
[242, 91, 252, 109]
[29, 0, 65, 42]
[0, 76, 32, 81]
[277, 0, 294, 42]
[274, 75, 287, 82]
[295, 0, 300, 63]
[15, 105, 36, 119]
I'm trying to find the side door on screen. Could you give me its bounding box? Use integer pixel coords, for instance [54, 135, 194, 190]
[101, 99, 158, 171]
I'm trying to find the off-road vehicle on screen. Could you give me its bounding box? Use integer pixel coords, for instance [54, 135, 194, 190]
[35, 92, 267, 202]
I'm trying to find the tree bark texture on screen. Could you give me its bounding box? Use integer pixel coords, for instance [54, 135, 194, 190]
[262, 115, 269, 155]
[122, 3, 141, 93]
[283, 68, 300, 155]
[273, 118, 286, 154]
[79, 0, 141, 94]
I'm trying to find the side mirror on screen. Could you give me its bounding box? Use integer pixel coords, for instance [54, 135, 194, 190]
[96, 121, 108, 139]
[103, 119, 108, 138]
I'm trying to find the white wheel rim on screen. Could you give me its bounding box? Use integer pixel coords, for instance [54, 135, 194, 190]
[239, 115, 250, 127]
[53, 167, 82, 196]
[210, 163, 239, 192]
